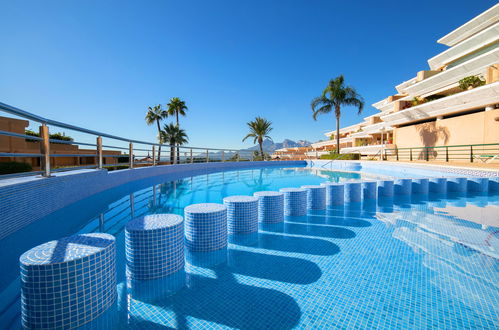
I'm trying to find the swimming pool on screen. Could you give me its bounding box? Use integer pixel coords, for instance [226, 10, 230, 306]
[0, 165, 498, 329]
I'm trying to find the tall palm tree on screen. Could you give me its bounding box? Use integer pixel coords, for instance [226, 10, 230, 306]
[145, 104, 168, 161]
[160, 123, 188, 164]
[311, 75, 364, 153]
[167, 97, 188, 162]
[242, 117, 273, 160]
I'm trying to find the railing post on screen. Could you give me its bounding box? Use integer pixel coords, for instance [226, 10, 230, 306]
[221, 150, 225, 162]
[190, 149, 193, 163]
[236, 151, 240, 161]
[470, 146, 473, 163]
[396, 148, 399, 161]
[39, 124, 51, 177]
[206, 149, 209, 163]
[152, 146, 156, 166]
[173, 147, 177, 165]
[96, 136, 103, 169]
[425, 147, 429, 161]
[445, 146, 449, 162]
[409, 148, 412, 161]
[129, 142, 134, 169]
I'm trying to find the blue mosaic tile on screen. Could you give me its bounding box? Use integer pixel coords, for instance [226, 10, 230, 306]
[280, 188, 307, 216]
[394, 178, 412, 195]
[254, 191, 285, 223]
[412, 178, 429, 194]
[447, 177, 467, 193]
[467, 177, 489, 193]
[20, 233, 116, 329]
[344, 182, 362, 203]
[377, 180, 394, 197]
[301, 185, 326, 210]
[361, 181, 377, 200]
[125, 214, 184, 280]
[184, 203, 227, 252]
[223, 195, 259, 234]
[321, 182, 344, 206]
[429, 178, 447, 194]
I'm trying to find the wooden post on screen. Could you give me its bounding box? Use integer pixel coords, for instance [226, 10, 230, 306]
[409, 148, 412, 161]
[39, 124, 51, 177]
[129, 142, 134, 168]
[96, 136, 103, 169]
[470, 146, 473, 163]
[445, 146, 449, 162]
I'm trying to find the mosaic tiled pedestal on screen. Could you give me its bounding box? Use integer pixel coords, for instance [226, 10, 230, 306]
[280, 188, 307, 216]
[429, 178, 447, 194]
[468, 177, 489, 193]
[447, 177, 467, 193]
[377, 180, 394, 197]
[412, 178, 429, 194]
[254, 191, 285, 223]
[185, 203, 228, 252]
[223, 195, 259, 234]
[321, 182, 344, 206]
[125, 214, 184, 280]
[301, 185, 326, 210]
[394, 179, 412, 195]
[344, 182, 362, 203]
[20, 233, 116, 329]
[361, 181, 377, 200]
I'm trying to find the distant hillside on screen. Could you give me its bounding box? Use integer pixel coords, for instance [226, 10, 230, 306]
[243, 138, 312, 152]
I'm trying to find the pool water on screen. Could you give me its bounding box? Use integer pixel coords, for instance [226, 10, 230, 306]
[0, 167, 498, 329]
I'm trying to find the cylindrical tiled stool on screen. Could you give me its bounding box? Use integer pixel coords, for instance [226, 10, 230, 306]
[185, 203, 227, 252]
[254, 191, 284, 223]
[280, 188, 307, 216]
[447, 177, 467, 193]
[321, 182, 344, 206]
[125, 214, 184, 280]
[394, 178, 412, 195]
[361, 181, 377, 200]
[377, 180, 394, 197]
[344, 182, 362, 203]
[301, 185, 326, 210]
[429, 178, 447, 194]
[223, 195, 259, 234]
[412, 178, 429, 194]
[468, 177, 489, 193]
[20, 233, 116, 329]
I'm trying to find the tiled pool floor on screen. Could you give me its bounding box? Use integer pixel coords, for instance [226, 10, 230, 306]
[0, 168, 497, 329]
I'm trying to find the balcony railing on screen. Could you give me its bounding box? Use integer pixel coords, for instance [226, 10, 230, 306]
[384, 143, 499, 163]
[0, 102, 273, 179]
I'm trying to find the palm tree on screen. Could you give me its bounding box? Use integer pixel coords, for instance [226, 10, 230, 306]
[311, 75, 364, 153]
[242, 117, 273, 160]
[160, 123, 188, 164]
[167, 97, 188, 162]
[145, 104, 168, 161]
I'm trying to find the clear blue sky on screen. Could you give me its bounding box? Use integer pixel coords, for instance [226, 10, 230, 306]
[0, 0, 496, 149]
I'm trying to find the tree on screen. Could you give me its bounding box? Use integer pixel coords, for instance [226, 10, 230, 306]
[242, 117, 273, 160]
[311, 75, 364, 153]
[145, 104, 168, 162]
[160, 123, 188, 164]
[167, 97, 188, 162]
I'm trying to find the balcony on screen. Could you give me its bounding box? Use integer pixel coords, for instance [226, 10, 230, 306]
[380, 81, 499, 126]
[340, 144, 395, 156]
[403, 48, 499, 97]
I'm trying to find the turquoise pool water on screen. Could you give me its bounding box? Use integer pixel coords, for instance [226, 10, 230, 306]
[0, 167, 497, 329]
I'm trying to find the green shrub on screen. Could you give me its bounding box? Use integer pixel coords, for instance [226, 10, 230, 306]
[458, 75, 485, 90]
[320, 152, 359, 160]
[106, 165, 129, 171]
[25, 129, 73, 143]
[0, 161, 33, 175]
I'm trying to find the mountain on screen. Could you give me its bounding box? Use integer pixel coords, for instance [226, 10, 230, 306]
[243, 138, 312, 152]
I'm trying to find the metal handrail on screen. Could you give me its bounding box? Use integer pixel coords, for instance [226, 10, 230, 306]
[0, 101, 264, 178]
